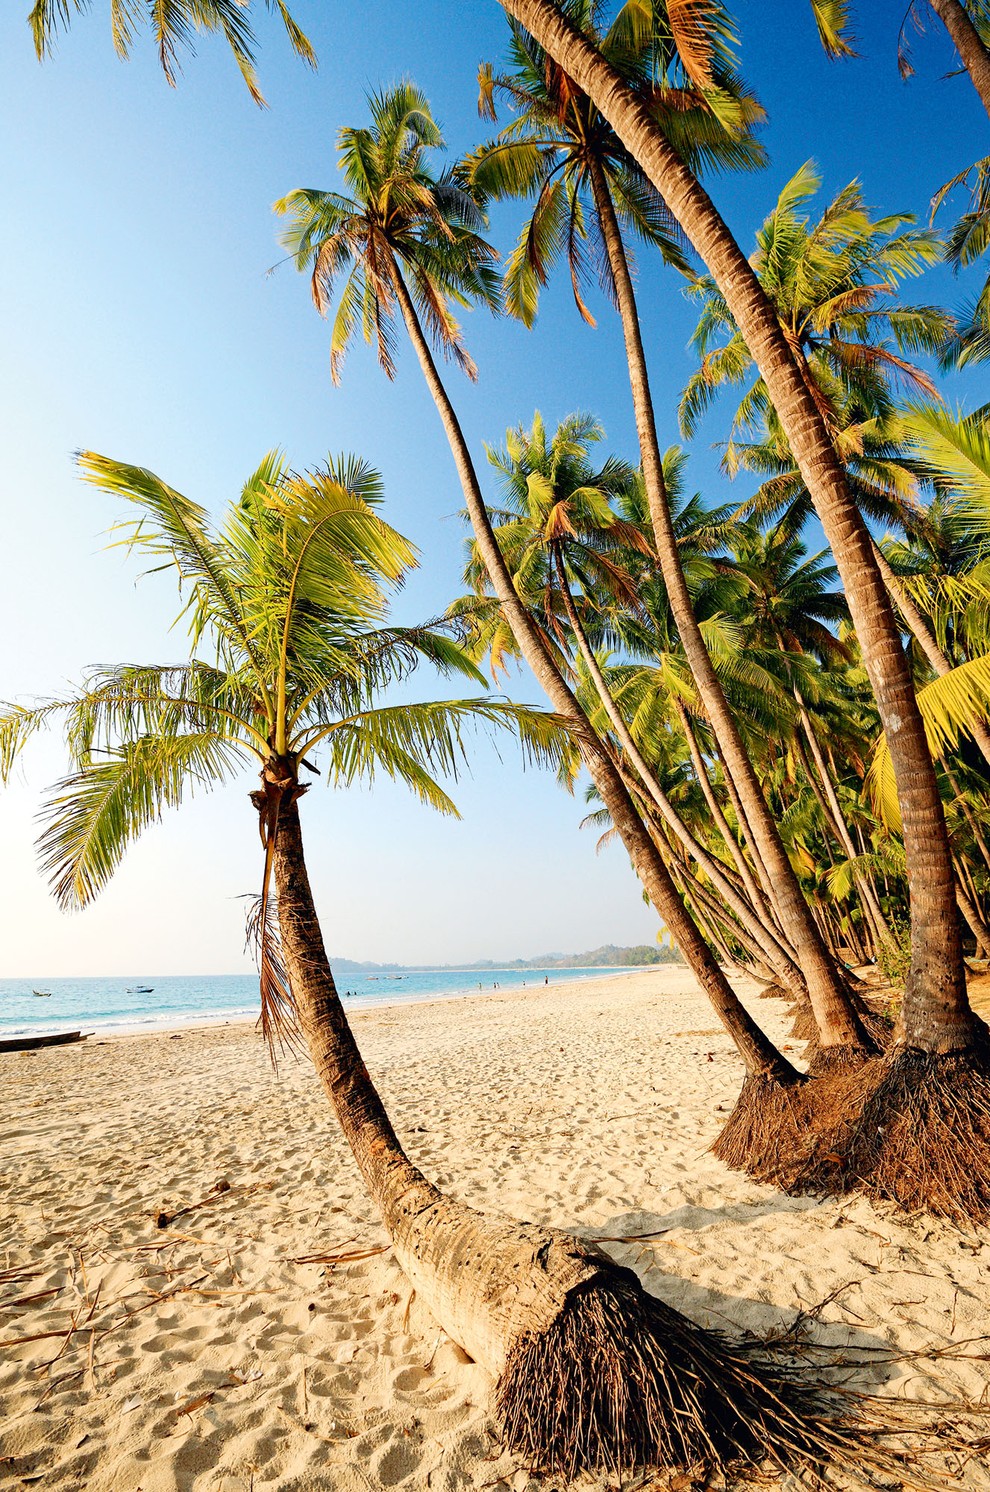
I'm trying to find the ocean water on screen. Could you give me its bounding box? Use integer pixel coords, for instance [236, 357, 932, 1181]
[0, 966, 634, 1039]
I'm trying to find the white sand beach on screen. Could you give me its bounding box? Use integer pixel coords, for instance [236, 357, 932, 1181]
[2, 966, 989, 1491]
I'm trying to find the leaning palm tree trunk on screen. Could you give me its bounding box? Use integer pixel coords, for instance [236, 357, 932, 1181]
[585, 155, 869, 1063]
[673, 697, 779, 928]
[271, 790, 944, 1479]
[794, 702, 893, 951]
[384, 252, 815, 1176]
[713, 734, 786, 923]
[556, 565, 807, 991]
[873, 542, 990, 773]
[954, 861, 990, 955]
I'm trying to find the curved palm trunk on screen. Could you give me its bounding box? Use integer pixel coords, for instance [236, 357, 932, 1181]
[929, 0, 990, 117]
[272, 793, 608, 1370]
[955, 861, 990, 954]
[501, 0, 972, 1061]
[386, 254, 794, 1087]
[946, 765, 990, 876]
[793, 732, 879, 961]
[555, 560, 807, 989]
[714, 735, 785, 924]
[585, 155, 867, 1057]
[678, 858, 785, 978]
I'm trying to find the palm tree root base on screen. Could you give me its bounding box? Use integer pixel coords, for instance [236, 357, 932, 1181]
[493, 1258, 962, 1483]
[806, 1038, 883, 1076]
[787, 1046, 990, 1226]
[711, 1071, 807, 1177]
[758, 982, 792, 1000]
[794, 1008, 891, 1065]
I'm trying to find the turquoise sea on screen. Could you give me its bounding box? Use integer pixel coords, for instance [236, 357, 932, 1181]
[0, 966, 634, 1040]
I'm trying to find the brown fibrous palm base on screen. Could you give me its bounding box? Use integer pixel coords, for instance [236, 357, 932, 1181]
[783, 993, 892, 1067]
[784, 1046, 990, 1228]
[710, 1070, 808, 1175]
[494, 1257, 965, 1484]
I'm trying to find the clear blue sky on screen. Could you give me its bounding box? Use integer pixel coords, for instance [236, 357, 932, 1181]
[0, 2, 985, 975]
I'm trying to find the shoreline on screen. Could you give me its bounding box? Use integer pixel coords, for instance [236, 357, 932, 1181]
[1, 964, 654, 1042]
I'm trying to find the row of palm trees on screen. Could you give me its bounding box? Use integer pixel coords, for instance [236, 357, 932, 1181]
[11, 0, 990, 1480]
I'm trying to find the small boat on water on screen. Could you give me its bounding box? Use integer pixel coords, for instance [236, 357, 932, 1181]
[127, 986, 154, 994]
[32, 990, 52, 997]
[0, 1031, 87, 1054]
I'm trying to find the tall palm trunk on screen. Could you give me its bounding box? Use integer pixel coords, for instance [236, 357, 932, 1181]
[714, 734, 785, 923]
[553, 557, 806, 985]
[272, 790, 609, 1374]
[793, 732, 878, 960]
[929, 0, 990, 117]
[501, 0, 973, 1060]
[946, 765, 990, 876]
[385, 253, 795, 1088]
[585, 156, 867, 1058]
[954, 859, 990, 954]
[680, 860, 786, 978]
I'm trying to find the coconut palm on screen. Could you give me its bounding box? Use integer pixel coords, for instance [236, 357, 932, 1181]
[498, 3, 980, 1154]
[931, 156, 990, 367]
[275, 85, 808, 1150]
[1, 456, 919, 1484]
[473, 4, 871, 1065]
[726, 518, 896, 954]
[27, 0, 314, 103]
[894, 0, 990, 115]
[680, 163, 950, 441]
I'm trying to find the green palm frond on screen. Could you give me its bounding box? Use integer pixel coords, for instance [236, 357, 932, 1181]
[296, 698, 573, 807]
[6, 447, 573, 942]
[276, 87, 499, 382]
[39, 732, 249, 910]
[901, 404, 990, 522]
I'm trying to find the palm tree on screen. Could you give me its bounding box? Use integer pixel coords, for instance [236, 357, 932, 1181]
[932, 157, 990, 367]
[727, 518, 896, 955]
[497, 3, 980, 1128]
[472, 5, 870, 1065]
[27, 0, 314, 104]
[680, 163, 950, 442]
[0, 450, 907, 1484]
[894, 0, 990, 116]
[275, 85, 807, 1148]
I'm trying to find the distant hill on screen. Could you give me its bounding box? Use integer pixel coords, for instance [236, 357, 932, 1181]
[330, 943, 681, 972]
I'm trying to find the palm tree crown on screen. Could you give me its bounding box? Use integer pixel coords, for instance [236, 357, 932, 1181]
[0, 448, 564, 925]
[468, 0, 765, 326]
[680, 161, 952, 440]
[275, 84, 500, 383]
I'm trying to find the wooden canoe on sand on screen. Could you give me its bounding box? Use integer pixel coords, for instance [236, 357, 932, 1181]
[0, 1030, 87, 1054]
